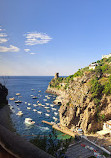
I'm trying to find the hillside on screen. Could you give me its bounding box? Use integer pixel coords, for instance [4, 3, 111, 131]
[46, 57, 111, 134]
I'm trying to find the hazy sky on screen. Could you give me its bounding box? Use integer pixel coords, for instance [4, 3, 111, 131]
[0, 0, 111, 76]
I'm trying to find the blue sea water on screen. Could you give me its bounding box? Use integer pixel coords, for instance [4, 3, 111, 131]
[0, 76, 70, 140]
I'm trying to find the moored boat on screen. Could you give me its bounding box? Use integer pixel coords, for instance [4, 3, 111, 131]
[16, 93, 20, 96]
[9, 97, 15, 100]
[15, 100, 22, 103]
[25, 118, 35, 125]
[16, 111, 23, 116]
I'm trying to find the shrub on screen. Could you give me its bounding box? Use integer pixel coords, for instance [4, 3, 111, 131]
[103, 75, 111, 95]
[90, 78, 103, 98]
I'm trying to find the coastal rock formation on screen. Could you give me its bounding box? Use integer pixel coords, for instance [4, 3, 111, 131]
[0, 83, 8, 106]
[46, 63, 111, 134]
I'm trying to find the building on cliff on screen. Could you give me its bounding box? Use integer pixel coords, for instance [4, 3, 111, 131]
[89, 63, 98, 70]
[102, 53, 111, 59]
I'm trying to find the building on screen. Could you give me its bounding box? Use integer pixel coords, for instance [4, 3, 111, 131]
[89, 63, 98, 70]
[103, 120, 111, 131]
[102, 53, 111, 59]
[97, 120, 111, 136]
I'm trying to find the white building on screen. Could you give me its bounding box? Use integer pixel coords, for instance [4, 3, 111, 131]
[103, 120, 111, 131]
[89, 63, 98, 70]
[102, 53, 111, 59]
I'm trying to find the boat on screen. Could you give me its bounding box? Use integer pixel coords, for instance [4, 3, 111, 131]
[33, 109, 37, 112]
[28, 103, 31, 105]
[17, 104, 19, 106]
[50, 104, 54, 107]
[37, 101, 39, 103]
[43, 99, 47, 101]
[45, 103, 49, 105]
[32, 96, 38, 99]
[15, 100, 22, 103]
[27, 107, 31, 110]
[44, 107, 49, 109]
[38, 90, 41, 92]
[54, 112, 58, 115]
[33, 104, 38, 107]
[16, 111, 23, 116]
[52, 108, 57, 111]
[18, 96, 22, 97]
[16, 93, 20, 96]
[37, 111, 42, 114]
[9, 97, 15, 101]
[53, 117, 58, 121]
[47, 97, 50, 99]
[31, 89, 35, 91]
[41, 104, 45, 107]
[45, 95, 48, 97]
[47, 110, 50, 113]
[25, 118, 35, 125]
[38, 103, 42, 106]
[25, 102, 27, 104]
[30, 95, 33, 96]
[45, 113, 50, 117]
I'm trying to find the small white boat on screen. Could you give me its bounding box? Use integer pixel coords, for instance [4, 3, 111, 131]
[30, 95, 33, 96]
[38, 103, 42, 106]
[52, 108, 57, 111]
[27, 107, 31, 110]
[31, 89, 35, 91]
[9, 105, 14, 110]
[54, 112, 58, 115]
[15, 100, 22, 103]
[37, 101, 39, 103]
[25, 118, 35, 125]
[17, 104, 19, 106]
[25, 102, 27, 104]
[33, 104, 38, 107]
[47, 110, 50, 113]
[53, 117, 58, 121]
[43, 99, 47, 101]
[45, 103, 49, 105]
[45, 113, 50, 117]
[16, 111, 23, 116]
[33, 109, 37, 112]
[45, 107, 50, 109]
[28, 103, 31, 105]
[50, 104, 54, 107]
[37, 111, 42, 114]
[41, 104, 45, 107]
[38, 90, 41, 92]
[32, 96, 38, 99]
[9, 97, 15, 100]
[16, 93, 20, 96]
[47, 97, 50, 99]
[45, 95, 48, 97]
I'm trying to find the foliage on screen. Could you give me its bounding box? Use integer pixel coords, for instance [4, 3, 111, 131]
[90, 78, 103, 99]
[73, 69, 83, 77]
[103, 75, 111, 95]
[30, 129, 72, 158]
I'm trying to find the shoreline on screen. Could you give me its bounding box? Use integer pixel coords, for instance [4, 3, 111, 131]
[0, 104, 15, 132]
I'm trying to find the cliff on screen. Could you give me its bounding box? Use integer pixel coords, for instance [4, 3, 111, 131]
[46, 58, 111, 134]
[0, 83, 8, 106]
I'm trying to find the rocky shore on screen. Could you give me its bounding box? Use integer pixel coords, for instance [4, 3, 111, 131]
[46, 71, 111, 134]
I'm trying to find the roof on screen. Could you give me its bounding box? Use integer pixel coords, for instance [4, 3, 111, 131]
[106, 120, 111, 125]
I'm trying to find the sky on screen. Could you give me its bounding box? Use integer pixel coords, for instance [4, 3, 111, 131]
[0, 0, 111, 76]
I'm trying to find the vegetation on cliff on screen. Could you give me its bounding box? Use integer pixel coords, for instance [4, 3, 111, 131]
[47, 57, 111, 133]
[0, 83, 8, 107]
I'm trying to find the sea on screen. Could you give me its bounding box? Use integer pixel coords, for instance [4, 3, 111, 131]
[0, 76, 70, 140]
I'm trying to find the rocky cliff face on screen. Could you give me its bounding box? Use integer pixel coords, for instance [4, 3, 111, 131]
[0, 83, 8, 106]
[47, 71, 111, 134]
